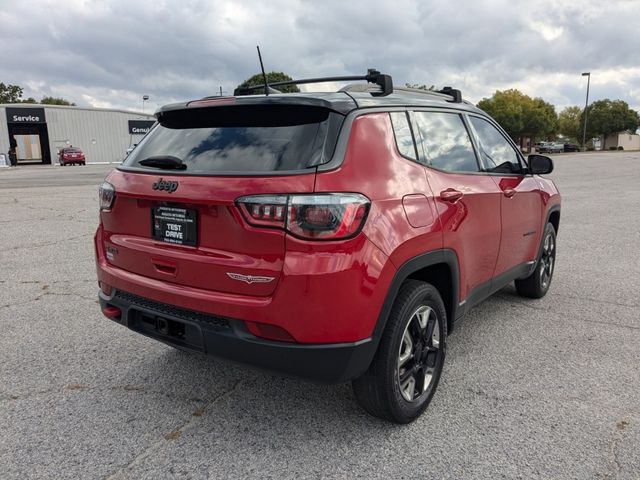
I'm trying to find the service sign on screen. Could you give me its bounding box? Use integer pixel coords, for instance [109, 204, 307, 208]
[6, 107, 46, 124]
[128, 120, 155, 135]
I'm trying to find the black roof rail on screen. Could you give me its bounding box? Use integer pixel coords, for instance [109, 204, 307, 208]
[233, 69, 393, 97]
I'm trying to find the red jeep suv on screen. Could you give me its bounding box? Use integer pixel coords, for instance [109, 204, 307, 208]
[95, 70, 560, 423]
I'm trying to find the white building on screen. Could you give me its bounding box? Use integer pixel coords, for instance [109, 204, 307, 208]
[0, 104, 155, 165]
[602, 132, 640, 150]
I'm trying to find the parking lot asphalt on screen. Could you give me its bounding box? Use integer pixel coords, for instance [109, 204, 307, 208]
[0, 153, 639, 479]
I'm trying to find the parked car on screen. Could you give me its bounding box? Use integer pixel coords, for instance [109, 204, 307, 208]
[59, 147, 86, 166]
[95, 70, 561, 423]
[125, 144, 138, 157]
[539, 142, 564, 154]
[564, 143, 580, 152]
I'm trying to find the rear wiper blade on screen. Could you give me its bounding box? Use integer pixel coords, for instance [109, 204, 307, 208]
[138, 155, 187, 170]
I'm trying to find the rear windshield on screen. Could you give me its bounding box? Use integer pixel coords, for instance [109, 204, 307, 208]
[122, 105, 343, 174]
[64, 148, 82, 153]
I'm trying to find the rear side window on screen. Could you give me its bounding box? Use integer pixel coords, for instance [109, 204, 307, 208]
[467, 116, 522, 173]
[413, 112, 479, 173]
[123, 105, 343, 174]
[389, 112, 417, 160]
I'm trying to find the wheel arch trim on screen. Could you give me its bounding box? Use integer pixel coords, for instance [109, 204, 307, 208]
[371, 249, 460, 349]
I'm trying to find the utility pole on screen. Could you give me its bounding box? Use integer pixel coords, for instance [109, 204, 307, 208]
[581, 72, 591, 151]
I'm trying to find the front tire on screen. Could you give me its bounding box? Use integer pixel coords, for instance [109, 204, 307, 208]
[353, 280, 447, 423]
[515, 223, 556, 298]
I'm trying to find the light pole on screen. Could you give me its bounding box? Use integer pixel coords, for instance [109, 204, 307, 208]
[142, 95, 150, 114]
[581, 72, 590, 151]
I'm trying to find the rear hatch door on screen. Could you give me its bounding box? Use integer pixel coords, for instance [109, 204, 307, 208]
[100, 100, 344, 296]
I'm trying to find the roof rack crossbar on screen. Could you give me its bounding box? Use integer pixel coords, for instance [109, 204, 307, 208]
[394, 86, 463, 103]
[233, 69, 393, 97]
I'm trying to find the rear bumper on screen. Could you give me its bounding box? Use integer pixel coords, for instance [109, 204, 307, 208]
[99, 289, 377, 383]
[95, 225, 394, 344]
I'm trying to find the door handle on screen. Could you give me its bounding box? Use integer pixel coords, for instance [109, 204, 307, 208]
[503, 188, 517, 198]
[440, 189, 463, 202]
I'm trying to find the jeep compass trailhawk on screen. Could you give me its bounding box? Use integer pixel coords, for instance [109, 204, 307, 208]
[95, 70, 560, 423]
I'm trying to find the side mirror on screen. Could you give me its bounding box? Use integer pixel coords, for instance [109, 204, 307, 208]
[527, 154, 554, 174]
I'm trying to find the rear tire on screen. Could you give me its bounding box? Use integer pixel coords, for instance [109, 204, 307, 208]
[515, 223, 556, 298]
[352, 280, 447, 423]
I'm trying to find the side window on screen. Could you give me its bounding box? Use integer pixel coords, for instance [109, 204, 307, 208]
[413, 112, 479, 173]
[389, 112, 417, 161]
[468, 116, 522, 174]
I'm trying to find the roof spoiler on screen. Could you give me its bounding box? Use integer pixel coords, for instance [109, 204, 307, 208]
[233, 68, 394, 97]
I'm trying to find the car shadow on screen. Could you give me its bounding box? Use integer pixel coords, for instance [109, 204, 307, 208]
[120, 344, 403, 437]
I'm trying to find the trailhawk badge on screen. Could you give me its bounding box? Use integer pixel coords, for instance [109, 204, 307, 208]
[227, 273, 275, 284]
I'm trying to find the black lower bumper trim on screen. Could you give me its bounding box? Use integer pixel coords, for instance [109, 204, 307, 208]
[99, 290, 376, 384]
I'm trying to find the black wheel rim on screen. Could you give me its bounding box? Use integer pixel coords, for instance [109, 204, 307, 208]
[397, 305, 441, 402]
[539, 232, 555, 289]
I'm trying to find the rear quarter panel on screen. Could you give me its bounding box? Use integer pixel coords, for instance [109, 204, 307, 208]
[314, 112, 443, 266]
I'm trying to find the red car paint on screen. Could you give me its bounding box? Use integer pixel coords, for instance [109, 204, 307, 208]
[59, 147, 85, 166]
[95, 90, 560, 379]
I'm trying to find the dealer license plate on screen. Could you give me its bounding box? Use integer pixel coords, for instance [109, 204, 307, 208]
[152, 206, 197, 246]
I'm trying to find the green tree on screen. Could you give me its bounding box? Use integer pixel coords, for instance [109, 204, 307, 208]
[0, 82, 24, 103]
[582, 99, 640, 148]
[40, 96, 76, 106]
[476, 89, 557, 141]
[1, 82, 75, 105]
[557, 106, 583, 142]
[237, 72, 300, 94]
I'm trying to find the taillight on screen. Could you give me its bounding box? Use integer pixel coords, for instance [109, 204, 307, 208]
[99, 181, 116, 211]
[237, 195, 288, 228]
[237, 193, 370, 240]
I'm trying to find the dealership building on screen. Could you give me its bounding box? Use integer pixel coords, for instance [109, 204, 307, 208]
[0, 104, 155, 165]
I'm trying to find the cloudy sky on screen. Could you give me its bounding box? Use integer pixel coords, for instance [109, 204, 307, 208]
[1, 0, 639, 114]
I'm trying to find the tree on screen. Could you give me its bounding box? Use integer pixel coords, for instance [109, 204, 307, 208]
[236, 72, 300, 94]
[0, 82, 76, 105]
[0, 82, 24, 103]
[476, 89, 557, 141]
[405, 83, 435, 91]
[582, 99, 640, 148]
[557, 106, 583, 142]
[40, 96, 76, 106]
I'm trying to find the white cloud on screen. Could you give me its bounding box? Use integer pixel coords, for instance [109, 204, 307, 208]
[529, 21, 564, 42]
[0, 0, 638, 112]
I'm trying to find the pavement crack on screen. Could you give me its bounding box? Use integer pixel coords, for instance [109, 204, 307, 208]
[103, 378, 245, 480]
[601, 419, 630, 479]
[499, 299, 640, 332]
[6, 233, 92, 251]
[555, 293, 639, 309]
[0, 290, 95, 310]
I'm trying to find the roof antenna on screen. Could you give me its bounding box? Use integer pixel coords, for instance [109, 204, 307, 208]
[256, 45, 269, 96]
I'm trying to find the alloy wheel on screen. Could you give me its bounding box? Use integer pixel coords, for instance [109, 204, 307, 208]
[539, 232, 556, 289]
[397, 305, 441, 402]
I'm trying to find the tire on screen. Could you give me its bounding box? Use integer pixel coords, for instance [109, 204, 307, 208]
[352, 280, 447, 423]
[515, 223, 556, 298]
